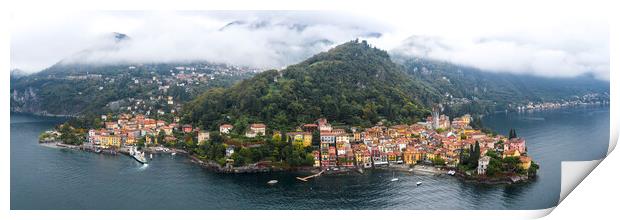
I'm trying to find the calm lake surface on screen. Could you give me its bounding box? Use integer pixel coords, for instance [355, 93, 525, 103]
[10, 106, 609, 210]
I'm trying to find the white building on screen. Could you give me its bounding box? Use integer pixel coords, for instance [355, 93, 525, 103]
[219, 124, 233, 134]
[477, 156, 491, 175]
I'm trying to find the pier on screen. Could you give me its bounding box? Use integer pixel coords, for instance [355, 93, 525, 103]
[296, 170, 325, 182]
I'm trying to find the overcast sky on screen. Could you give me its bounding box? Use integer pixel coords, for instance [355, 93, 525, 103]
[10, 8, 609, 80]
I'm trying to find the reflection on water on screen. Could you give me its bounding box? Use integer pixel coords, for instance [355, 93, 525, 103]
[10, 106, 609, 210]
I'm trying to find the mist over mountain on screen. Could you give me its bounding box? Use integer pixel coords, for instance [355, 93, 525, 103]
[13, 13, 389, 72]
[391, 35, 609, 81]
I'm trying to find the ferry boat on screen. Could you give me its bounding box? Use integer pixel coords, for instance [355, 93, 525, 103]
[129, 146, 148, 164]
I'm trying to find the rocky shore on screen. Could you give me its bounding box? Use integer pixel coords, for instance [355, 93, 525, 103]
[455, 172, 533, 185]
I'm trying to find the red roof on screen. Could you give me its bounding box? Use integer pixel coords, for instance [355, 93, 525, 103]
[250, 123, 266, 128]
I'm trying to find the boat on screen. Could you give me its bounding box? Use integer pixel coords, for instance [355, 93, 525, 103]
[390, 172, 399, 182]
[416, 181, 422, 186]
[95, 148, 102, 153]
[267, 180, 278, 185]
[408, 168, 414, 172]
[171, 152, 177, 156]
[129, 146, 148, 164]
[447, 170, 456, 175]
[150, 154, 153, 159]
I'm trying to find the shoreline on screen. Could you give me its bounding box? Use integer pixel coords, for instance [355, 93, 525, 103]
[39, 142, 533, 185]
[11, 111, 77, 118]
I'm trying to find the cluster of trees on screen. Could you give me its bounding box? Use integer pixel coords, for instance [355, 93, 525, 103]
[458, 140, 531, 177]
[483, 151, 526, 176]
[187, 132, 315, 168]
[56, 123, 86, 145]
[459, 141, 481, 170]
[183, 40, 433, 132]
[508, 128, 518, 139]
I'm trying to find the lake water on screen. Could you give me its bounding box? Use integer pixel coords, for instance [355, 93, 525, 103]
[10, 106, 609, 210]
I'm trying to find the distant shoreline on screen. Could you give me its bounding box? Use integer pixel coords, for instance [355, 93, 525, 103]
[11, 111, 76, 118]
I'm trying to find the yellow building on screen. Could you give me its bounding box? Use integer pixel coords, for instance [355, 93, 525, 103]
[303, 135, 312, 147]
[125, 136, 136, 145]
[100, 135, 121, 148]
[425, 152, 436, 161]
[286, 132, 312, 147]
[403, 149, 416, 165]
[145, 135, 158, 145]
[519, 156, 532, 170]
[502, 149, 521, 158]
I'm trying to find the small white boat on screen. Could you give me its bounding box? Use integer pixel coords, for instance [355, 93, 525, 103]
[267, 180, 278, 185]
[447, 170, 456, 175]
[416, 181, 422, 186]
[171, 152, 177, 156]
[150, 154, 153, 159]
[390, 172, 398, 182]
[408, 168, 414, 172]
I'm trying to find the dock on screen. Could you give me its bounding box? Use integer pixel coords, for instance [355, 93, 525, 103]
[296, 170, 325, 182]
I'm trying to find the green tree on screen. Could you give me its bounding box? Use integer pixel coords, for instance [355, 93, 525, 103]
[468, 141, 480, 169]
[508, 128, 518, 139]
[311, 130, 320, 146]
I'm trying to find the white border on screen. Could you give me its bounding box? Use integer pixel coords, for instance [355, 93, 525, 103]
[2, 0, 618, 219]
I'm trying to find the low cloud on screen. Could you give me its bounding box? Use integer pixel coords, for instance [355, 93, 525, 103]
[392, 34, 609, 80]
[11, 11, 388, 72]
[11, 10, 609, 80]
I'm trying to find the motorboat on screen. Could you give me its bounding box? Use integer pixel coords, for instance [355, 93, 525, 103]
[390, 172, 399, 182]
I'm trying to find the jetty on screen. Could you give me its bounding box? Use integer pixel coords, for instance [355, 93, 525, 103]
[296, 170, 325, 182]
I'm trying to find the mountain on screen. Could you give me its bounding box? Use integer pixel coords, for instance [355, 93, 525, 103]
[9, 31, 263, 116]
[10, 69, 29, 79]
[10, 62, 259, 116]
[182, 40, 437, 131]
[391, 55, 609, 115]
[38, 32, 132, 76]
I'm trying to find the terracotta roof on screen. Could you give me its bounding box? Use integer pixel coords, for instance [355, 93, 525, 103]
[250, 123, 266, 128]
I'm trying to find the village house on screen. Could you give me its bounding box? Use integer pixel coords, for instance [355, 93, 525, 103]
[506, 138, 527, 154]
[503, 149, 521, 158]
[519, 156, 532, 170]
[100, 135, 121, 148]
[317, 118, 332, 132]
[219, 124, 233, 134]
[245, 123, 266, 137]
[197, 131, 210, 144]
[477, 156, 491, 175]
[182, 124, 193, 133]
[312, 151, 321, 167]
[286, 131, 312, 147]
